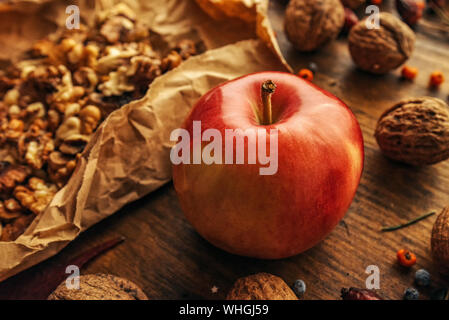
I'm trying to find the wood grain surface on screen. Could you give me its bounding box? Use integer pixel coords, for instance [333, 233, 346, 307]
[2, 1, 449, 300]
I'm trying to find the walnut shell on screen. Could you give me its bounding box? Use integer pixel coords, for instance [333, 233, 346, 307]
[284, 0, 345, 52]
[48, 274, 148, 300]
[375, 97, 449, 166]
[349, 12, 415, 74]
[432, 207, 449, 270]
[341, 0, 365, 9]
[226, 273, 298, 300]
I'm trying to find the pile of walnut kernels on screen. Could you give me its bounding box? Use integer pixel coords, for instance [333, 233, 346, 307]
[0, 4, 198, 241]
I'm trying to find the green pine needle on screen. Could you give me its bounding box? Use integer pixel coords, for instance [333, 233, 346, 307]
[381, 211, 436, 232]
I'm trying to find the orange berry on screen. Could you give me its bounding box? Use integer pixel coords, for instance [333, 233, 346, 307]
[298, 69, 314, 82]
[417, 1, 426, 10]
[401, 66, 418, 80]
[397, 249, 417, 267]
[429, 71, 445, 87]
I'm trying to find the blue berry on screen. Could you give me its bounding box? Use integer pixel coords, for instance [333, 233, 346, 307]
[403, 287, 419, 300]
[292, 279, 306, 298]
[415, 269, 431, 286]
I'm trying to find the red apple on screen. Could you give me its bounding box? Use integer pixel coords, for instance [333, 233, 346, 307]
[172, 71, 364, 259]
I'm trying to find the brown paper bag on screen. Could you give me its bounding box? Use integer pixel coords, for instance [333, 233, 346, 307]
[0, 0, 289, 281]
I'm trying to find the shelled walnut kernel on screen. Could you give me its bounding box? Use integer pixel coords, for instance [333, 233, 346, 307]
[349, 12, 415, 74]
[0, 3, 199, 241]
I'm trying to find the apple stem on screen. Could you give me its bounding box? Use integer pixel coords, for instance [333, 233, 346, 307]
[261, 80, 276, 125]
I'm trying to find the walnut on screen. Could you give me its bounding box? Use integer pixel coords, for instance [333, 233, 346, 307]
[99, 52, 162, 97]
[284, 0, 345, 52]
[95, 41, 158, 78]
[96, 43, 140, 74]
[128, 56, 161, 96]
[349, 12, 415, 74]
[174, 39, 197, 60]
[98, 46, 161, 98]
[98, 66, 134, 96]
[4, 119, 24, 141]
[79, 105, 101, 134]
[26, 102, 46, 120]
[45, 38, 99, 70]
[8, 105, 21, 118]
[431, 207, 449, 270]
[73, 67, 98, 91]
[0, 144, 19, 164]
[47, 151, 78, 186]
[85, 92, 122, 115]
[26, 139, 54, 169]
[58, 134, 89, 155]
[375, 97, 449, 166]
[0, 200, 22, 222]
[47, 109, 61, 131]
[66, 42, 85, 65]
[51, 159, 77, 187]
[0, 214, 35, 241]
[56, 116, 82, 141]
[97, 3, 149, 44]
[341, 0, 365, 9]
[18, 65, 62, 104]
[48, 274, 148, 300]
[4, 198, 22, 212]
[0, 162, 30, 195]
[161, 51, 182, 73]
[28, 118, 48, 135]
[227, 273, 298, 300]
[18, 133, 54, 170]
[78, 43, 98, 68]
[14, 60, 37, 79]
[63, 102, 81, 118]
[51, 67, 85, 104]
[48, 151, 71, 170]
[3, 88, 19, 106]
[14, 177, 57, 214]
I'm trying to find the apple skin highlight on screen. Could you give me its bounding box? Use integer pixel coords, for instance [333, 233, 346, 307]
[172, 71, 364, 259]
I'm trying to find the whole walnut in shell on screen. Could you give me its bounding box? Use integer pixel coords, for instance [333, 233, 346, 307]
[284, 0, 345, 52]
[48, 274, 148, 300]
[341, 0, 365, 9]
[349, 12, 415, 74]
[432, 207, 449, 270]
[375, 97, 449, 166]
[226, 273, 298, 300]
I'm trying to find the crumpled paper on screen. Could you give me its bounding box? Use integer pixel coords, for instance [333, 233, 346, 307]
[0, 0, 289, 281]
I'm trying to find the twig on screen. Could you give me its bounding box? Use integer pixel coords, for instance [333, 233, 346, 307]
[381, 212, 436, 232]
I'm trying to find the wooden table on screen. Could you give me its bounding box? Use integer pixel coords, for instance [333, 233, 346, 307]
[3, 1, 449, 300]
